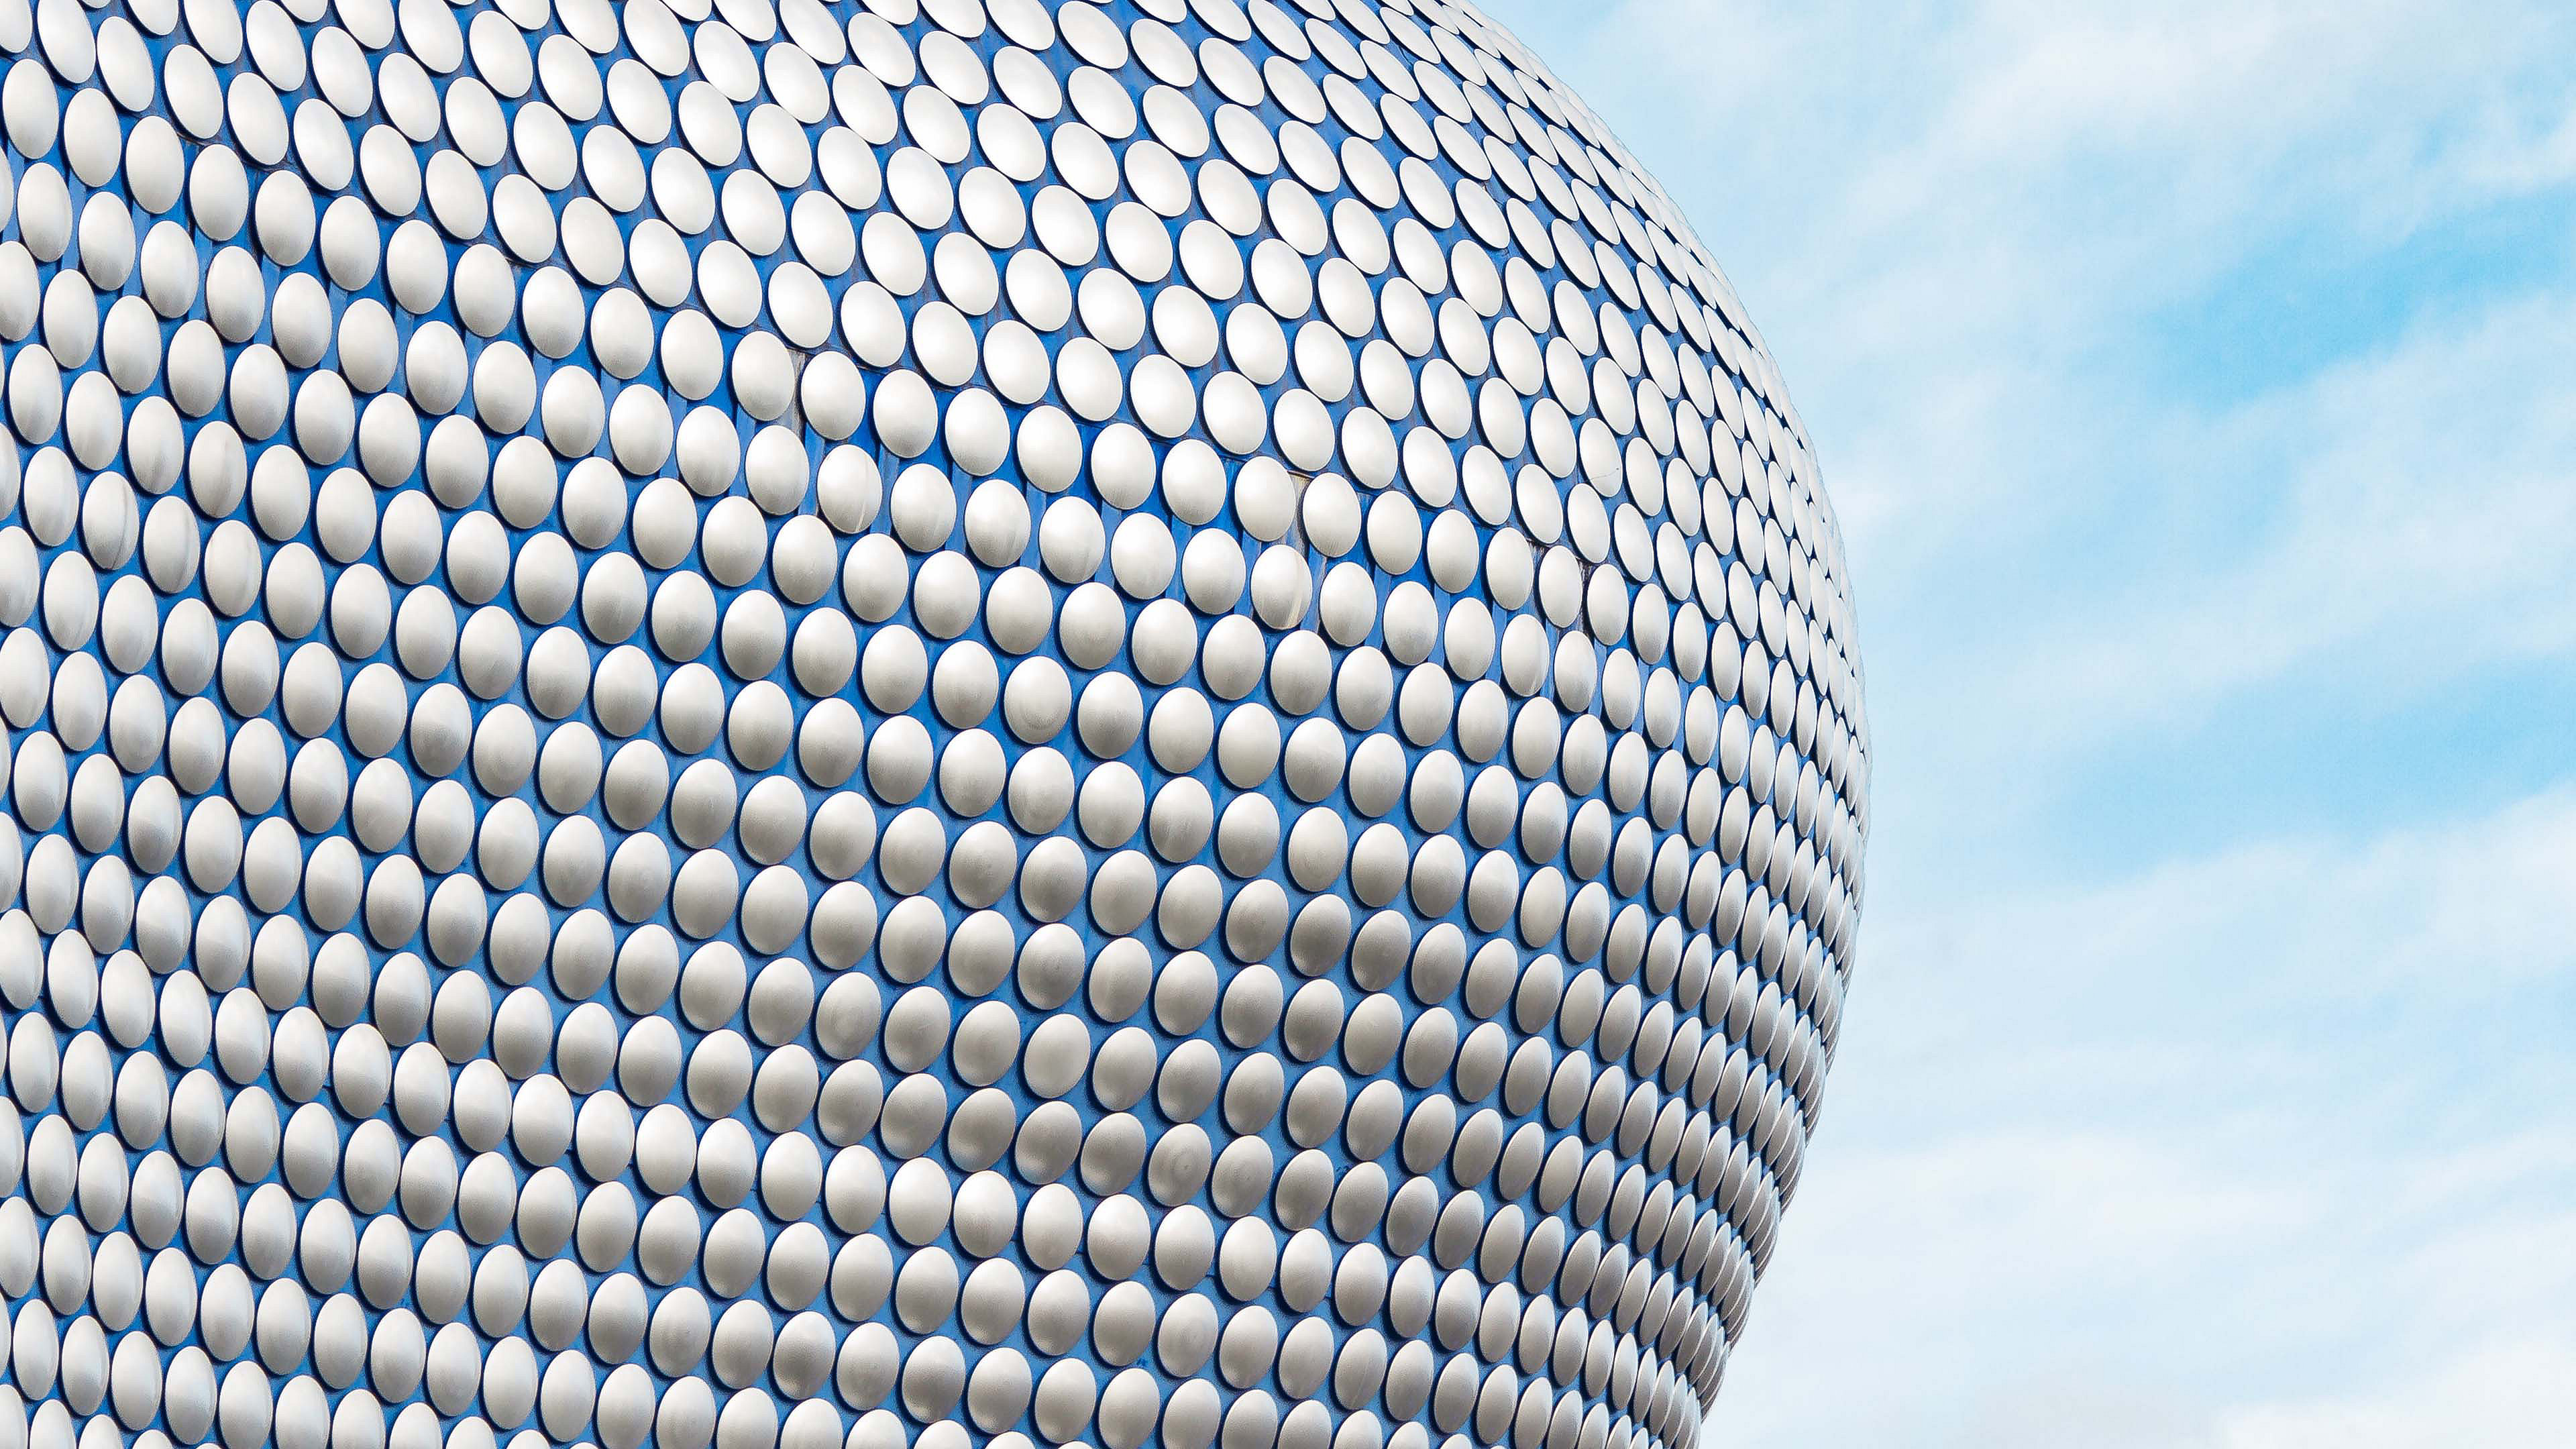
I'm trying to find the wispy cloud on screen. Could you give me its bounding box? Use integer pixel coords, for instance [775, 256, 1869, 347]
[1978, 288, 2576, 763]
[1715, 786, 2576, 1446]
[2216, 1334, 2576, 1449]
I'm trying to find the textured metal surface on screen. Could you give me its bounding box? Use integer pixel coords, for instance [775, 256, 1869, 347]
[0, 3, 1869, 1449]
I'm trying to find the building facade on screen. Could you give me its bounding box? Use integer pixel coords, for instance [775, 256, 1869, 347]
[0, 5, 1868, 1449]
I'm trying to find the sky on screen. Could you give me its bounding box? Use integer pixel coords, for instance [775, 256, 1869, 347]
[1470, 0, 2576, 1444]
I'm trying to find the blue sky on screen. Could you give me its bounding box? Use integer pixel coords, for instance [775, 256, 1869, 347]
[1473, 0, 2576, 1443]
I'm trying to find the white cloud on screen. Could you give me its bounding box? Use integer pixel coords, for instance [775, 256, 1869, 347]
[1915, 783, 2576, 1010]
[2216, 1335, 2576, 1449]
[1707, 786, 2576, 1445]
[1977, 288, 2576, 757]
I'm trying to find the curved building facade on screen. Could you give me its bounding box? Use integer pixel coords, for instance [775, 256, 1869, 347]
[0, 4, 1868, 1449]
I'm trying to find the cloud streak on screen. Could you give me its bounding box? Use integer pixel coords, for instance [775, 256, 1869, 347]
[1718, 786, 2576, 1446]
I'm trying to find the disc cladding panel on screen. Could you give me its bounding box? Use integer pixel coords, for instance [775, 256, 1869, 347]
[0, 5, 1868, 1449]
